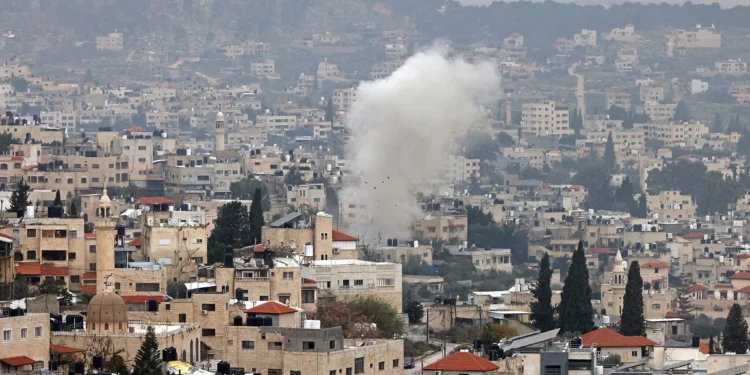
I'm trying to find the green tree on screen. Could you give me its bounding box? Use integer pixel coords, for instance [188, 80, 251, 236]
[604, 131, 616, 172]
[132, 326, 161, 375]
[54, 190, 62, 206]
[633, 194, 648, 218]
[708, 336, 717, 354]
[737, 134, 750, 157]
[105, 353, 129, 375]
[676, 274, 695, 322]
[0, 134, 20, 153]
[405, 301, 424, 324]
[722, 303, 749, 354]
[84, 222, 95, 233]
[530, 253, 555, 332]
[559, 241, 594, 334]
[713, 113, 724, 132]
[620, 261, 644, 336]
[10, 77, 29, 92]
[325, 95, 334, 124]
[208, 201, 251, 263]
[348, 296, 404, 338]
[480, 323, 518, 354]
[9, 177, 30, 213]
[728, 115, 743, 134]
[249, 188, 264, 246]
[229, 178, 269, 210]
[83, 69, 94, 84]
[673, 101, 690, 123]
[284, 166, 306, 186]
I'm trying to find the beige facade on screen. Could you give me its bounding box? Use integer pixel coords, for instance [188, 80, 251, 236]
[0, 314, 50, 374]
[521, 101, 571, 137]
[111, 136, 154, 177]
[333, 88, 357, 113]
[263, 213, 341, 261]
[251, 60, 276, 78]
[286, 183, 326, 210]
[368, 245, 433, 265]
[634, 122, 709, 144]
[675, 28, 721, 49]
[95, 33, 123, 51]
[413, 215, 468, 243]
[470, 249, 512, 273]
[647, 191, 694, 220]
[443, 155, 480, 182]
[640, 85, 665, 102]
[643, 102, 678, 122]
[304, 260, 402, 312]
[715, 59, 747, 74]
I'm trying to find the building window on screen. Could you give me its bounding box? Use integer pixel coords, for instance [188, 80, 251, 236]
[89, 245, 96, 253]
[201, 304, 216, 311]
[393, 360, 399, 368]
[279, 295, 290, 304]
[268, 370, 282, 375]
[20, 328, 27, 339]
[354, 280, 363, 286]
[165, 304, 171, 311]
[35, 326, 42, 338]
[330, 371, 336, 375]
[202, 329, 216, 336]
[290, 371, 301, 375]
[283, 272, 294, 279]
[89, 263, 96, 271]
[330, 340, 336, 349]
[242, 341, 255, 349]
[303, 342, 315, 351]
[354, 358, 365, 374]
[632, 351, 638, 357]
[68, 252, 76, 260]
[70, 275, 80, 283]
[652, 304, 661, 310]
[27, 229, 36, 237]
[136, 283, 160, 292]
[179, 314, 186, 323]
[268, 342, 282, 350]
[378, 362, 385, 370]
[346, 369, 352, 375]
[544, 366, 562, 375]
[3, 329, 10, 342]
[114, 283, 121, 290]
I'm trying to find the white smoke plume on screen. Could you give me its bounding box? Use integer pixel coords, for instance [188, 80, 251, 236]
[341, 44, 501, 242]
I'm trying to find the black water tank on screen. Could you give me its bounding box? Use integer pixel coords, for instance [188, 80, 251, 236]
[570, 337, 582, 348]
[235, 288, 244, 301]
[75, 362, 85, 374]
[692, 336, 700, 348]
[234, 316, 243, 326]
[393, 239, 398, 246]
[264, 248, 274, 268]
[387, 238, 393, 246]
[116, 226, 126, 236]
[48, 206, 63, 218]
[246, 316, 255, 326]
[473, 339, 482, 350]
[69, 368, 75, 375]
[49, 360, 58, 371]
[162, 347, 177, 362]
[93, 355, 103, 369]
[263, 317, 273, 327]
[148, 299, 158, 312]
[434, 296, 441, 304]
[217, 361, 231, 375]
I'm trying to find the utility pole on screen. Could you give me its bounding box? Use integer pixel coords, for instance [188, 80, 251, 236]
[426, 308, 429, 343]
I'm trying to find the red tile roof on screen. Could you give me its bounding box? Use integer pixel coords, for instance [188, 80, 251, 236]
[126, 125, 145, 133]
[120, 295, 165, 304]
[687, 284, 708, 292]
[136, 197, 175, 205]
[665, 311, 680, 319]
[244, 301, 296, 314]
[15, 262, 41, 275]
[0, 233, 13, 241]
[50, 344, 85, 354]
[640, 262, 669, 269]
[302, 278, 317, 285]
[84, 233, 96, 239]
[82, 271, 96, 279]
[82, 284, 96, 294]
[731, 272, 750, 280]
[738, 253, 750, 259]
[682, 232, 706, 240]
[10, 156, 23, 161]
[41, 266, 68, 276]
[332, 230, 358, 242]
[591, 247, 615, 255]
[0, 356, 37, 366]
[579, 327, 658, 348]
[128, 237, 142, 247]
[423, 352, 499, 372]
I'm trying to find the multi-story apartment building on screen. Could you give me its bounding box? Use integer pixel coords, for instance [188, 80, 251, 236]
[413, 215, 468, 243]
[606, 24, 636, 42]
[0, 124, 63, 145]
[647, 191, 695, 220]
[304, 259, 402, 311]
[521, 101, 571, 137]
[146, 111, 179, 130]
[644, 101, 678, 122]
[715, 59, 748, 74]
[28, 154, 130, 193]
[317, 61, 340, 80]
[332, 88, 357, 113]
[39, 111, 77, 130]
[468, 249, 512, 273]
[605, 88, 631, 110]
[640, 85, 665, 102]
[263, 212, 358, 262]
[674, 27, 721, 48]
[574, 29, 597, 47]
[95, 32, 124, 51]
[212, 151, 243, 198]
[255, 115, 298, 134]
[250, 60, 276, 78]
[634, 122, 709, 144]
[385, 43, 407, 59]
[0, 313, 51, 373]
[111, 134, 153, 178]
[443, 155, 480, 183]
[286, 183, 326, 210]
[585, 129, 645, 154]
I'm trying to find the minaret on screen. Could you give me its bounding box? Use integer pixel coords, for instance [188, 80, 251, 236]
[95, 187, 117, 293]
[611, 249, 627, 315]
[215, 111, 225, 152]
[576, 74, 586, 126]
[505, 94, 513, 126]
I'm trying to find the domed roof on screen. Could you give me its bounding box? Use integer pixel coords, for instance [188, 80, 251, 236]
[87, 292, 127, 330]
[216, 111, 224, 119]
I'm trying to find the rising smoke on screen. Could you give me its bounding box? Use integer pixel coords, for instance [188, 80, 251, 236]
[341, 44, 501, 243]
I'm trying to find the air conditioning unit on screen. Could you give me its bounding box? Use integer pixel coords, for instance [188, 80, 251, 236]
[332, 248, 340, 254]
[201, 310, 208, 315]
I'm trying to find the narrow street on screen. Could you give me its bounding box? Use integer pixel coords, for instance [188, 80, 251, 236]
[405, 342, 459, 375]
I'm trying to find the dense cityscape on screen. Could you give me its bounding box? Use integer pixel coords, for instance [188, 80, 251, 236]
[3, 1, 750, 375]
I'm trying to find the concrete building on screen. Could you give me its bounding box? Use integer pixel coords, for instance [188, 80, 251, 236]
[332, 88, 357, 113]
[606, 24, 636, 43]
[605, 88, 631, 110]
[215, 112, 225, 152]
[647, 191, 694, 221]
[574, 29, 597, 47]
[286, 183, 326, 210]
[715, 59, 747, 74]
[675, 27, 721, 49]
[643, 102, 678, 122]
[95, 32, 123, 51]
[413, 215, 468, 243]
[0, 313, 50, 374]
[469, 249, 512, 273]
[691, 79, 709, 94]
[640, 85, 665, 102]
[521, 101, 571, 137]
[634, 122, 709, 144]
[303, 259, 402, 312]
[443, 155, 480, 183]
[250, 60, 276, 78]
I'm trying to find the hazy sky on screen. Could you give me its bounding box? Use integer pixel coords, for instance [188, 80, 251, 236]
[456, 0, 746, 8]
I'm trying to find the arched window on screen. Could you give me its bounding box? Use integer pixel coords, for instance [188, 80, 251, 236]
[118, 323, 123, 330]
[91, 323, 96, 329]
[104, 323, 109, 330]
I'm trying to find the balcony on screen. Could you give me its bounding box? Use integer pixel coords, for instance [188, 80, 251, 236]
[235, 277, 269, 282]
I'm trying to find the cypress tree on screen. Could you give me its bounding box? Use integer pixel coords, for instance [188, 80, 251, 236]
[708, 336, 716, 354]
[559, 241, 594, 334]
[249, 188, 264, 245]
[531, 253, 555, 332]
[620, 261, 644, 336]
[675, 273, 695, 321]
[53, 190, 62, 206]
[9, 177, 30, 213]
[604, 131, 616, 172]
[722, 303, 749, 354]
[131, 326, 161, 375]
[69, 202, 78, 217]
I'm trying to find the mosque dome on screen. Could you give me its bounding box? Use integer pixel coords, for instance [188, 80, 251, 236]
[87, 291, 128, 333]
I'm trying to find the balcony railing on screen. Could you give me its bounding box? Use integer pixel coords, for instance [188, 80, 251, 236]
[235, 277, 269, 282]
